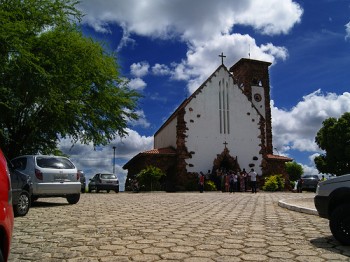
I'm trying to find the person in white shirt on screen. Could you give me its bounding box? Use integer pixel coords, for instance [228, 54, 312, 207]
[248, 168, 259, 193]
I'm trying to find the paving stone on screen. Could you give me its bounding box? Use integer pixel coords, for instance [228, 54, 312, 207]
[8, 192, 350, 262]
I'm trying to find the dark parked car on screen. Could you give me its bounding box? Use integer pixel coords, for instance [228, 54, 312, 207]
[301, 175, 320, 191]
[10, 167, 32, 217]
[78, 170, 86, 193]
[88, 173, 119, 193]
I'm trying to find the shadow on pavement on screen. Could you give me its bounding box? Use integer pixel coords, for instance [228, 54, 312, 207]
[310, 237, 350, 256]
[31, 201, 68, 208]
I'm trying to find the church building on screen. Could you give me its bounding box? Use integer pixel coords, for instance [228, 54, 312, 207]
[123, 57, 292, 191]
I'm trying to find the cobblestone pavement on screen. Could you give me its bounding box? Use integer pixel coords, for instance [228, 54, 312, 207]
[8, 192, 350, 262]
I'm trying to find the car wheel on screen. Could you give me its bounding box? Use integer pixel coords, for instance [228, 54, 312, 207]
[96, 188, 100, 193]
[115, 188, 119, 193]
[13, 191, 30, 217]
[329, 203, 350, 245]
[66, 194, 80, 204]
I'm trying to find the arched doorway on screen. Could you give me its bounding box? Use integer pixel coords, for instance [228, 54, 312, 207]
[212, 148, 240, 190]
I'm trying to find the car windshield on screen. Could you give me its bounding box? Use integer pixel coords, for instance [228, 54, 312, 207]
[302, 175, 319, 179]
[36, 157, 75, 169]
[100, 174, 116, 179]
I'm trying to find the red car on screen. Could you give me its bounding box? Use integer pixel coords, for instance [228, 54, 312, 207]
[0, 149, 14, 262]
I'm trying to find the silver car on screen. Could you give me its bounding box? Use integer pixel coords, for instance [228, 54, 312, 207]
[11, 155, 81, 204]
[88, 173, 119, 193]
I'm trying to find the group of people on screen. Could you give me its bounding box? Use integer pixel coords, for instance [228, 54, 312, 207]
[199, 168, 261, 193]
[223, 168, 260, 193]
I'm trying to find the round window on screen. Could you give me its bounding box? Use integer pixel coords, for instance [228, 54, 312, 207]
[254, 93, 262, 102]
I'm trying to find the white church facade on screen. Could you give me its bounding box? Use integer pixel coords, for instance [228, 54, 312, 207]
[124, 57, 292, 191]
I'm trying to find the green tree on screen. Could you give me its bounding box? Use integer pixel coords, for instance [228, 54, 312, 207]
[285, 161, 304, 181]
[136, 166, 166, 191]
[0, 0, 140, 158]
[314, 112, 350, 176]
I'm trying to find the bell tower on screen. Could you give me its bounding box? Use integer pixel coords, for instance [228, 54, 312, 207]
[229, 58, 273, 154]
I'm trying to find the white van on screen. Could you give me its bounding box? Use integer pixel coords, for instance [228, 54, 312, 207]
[11, 155, 81, 204]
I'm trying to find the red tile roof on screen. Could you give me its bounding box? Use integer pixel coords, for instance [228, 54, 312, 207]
[123, 147, 176, 169]
[143, 148, 176, 155]
[266, 154, 293, 162]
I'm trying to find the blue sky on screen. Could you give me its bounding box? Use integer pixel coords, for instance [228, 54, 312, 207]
[60, 0, 350, 188]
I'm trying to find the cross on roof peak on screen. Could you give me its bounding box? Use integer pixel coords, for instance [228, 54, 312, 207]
[219, 52, 226, 65]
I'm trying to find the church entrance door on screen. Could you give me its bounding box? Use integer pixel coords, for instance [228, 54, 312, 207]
[212, 148, 240, 191]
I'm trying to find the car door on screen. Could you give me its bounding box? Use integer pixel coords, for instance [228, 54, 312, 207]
[9, 168, 20, 204]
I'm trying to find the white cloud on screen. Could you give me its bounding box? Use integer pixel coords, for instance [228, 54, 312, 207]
[301, 164, 320, 176]
[172, 34, 288, 93]
[345, 21, 350, 40]
[130, 62, 150, 77]
[234, 0, 302, 35]
[117, 22, 136, 51]
[78, 0, 302, 93]
[152, 63, 171, 76]
[260, 43, 288, 60]
[59, 129, 153, 190]
[128, 77, 147, 90]
[79, 0, 302, 40]
[272, 91, 350, 174]
[127, 109, 151, 128]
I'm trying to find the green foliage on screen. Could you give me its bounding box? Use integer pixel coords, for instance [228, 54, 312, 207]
[204, 180, 217, 191]
[314, 112, 350, 176]
[285, 161, 304, 181]
[263, 174, 285, 192]
[0, 0, 140, 158]
[263, 177, 278, 191]
[290, 180, 296, 189]
[136, 166, 166, 191]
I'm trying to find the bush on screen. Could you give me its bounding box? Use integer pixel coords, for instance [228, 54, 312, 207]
[204, 180, 217, 191]
[136, 166, 165, 191]
[263, 174, 285, 192]
[290, 180, 296, 189]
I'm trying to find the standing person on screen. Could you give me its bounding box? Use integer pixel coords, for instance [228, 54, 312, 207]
[233, 171, 238, 192]
[248, 168, 259, 193]
[199, 173, 205, 193]
[241, 168, 248, 191]
[225, 172, 230, 192]
[296, 177, 302, 193]
[240, 169, 246, 192]
[229, 172, 234, 193]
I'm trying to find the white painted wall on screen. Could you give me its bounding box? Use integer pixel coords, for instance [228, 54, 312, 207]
[184, 67, 264, 174]
[251, 85, 265, 118]
[154, 117, 177, 149]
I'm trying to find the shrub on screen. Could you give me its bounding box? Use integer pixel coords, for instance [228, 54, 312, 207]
[290, 180, 296, 188]
[263, 174, 285, 192]
[137, 166, 165, 191]
[204, 180, 217, 191]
